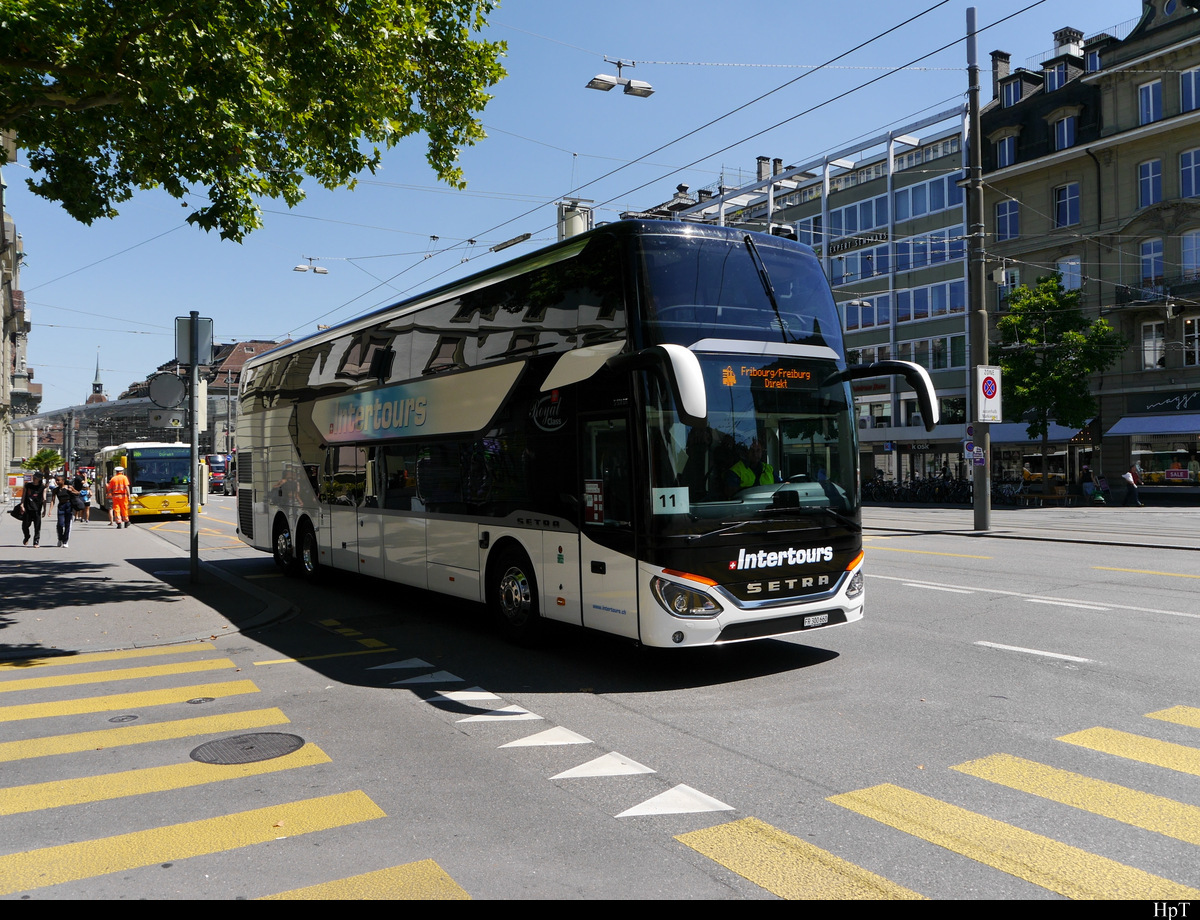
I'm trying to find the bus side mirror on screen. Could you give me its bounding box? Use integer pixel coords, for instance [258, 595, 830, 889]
[823, 360, 940, 432]
[607, 344, 707, 427]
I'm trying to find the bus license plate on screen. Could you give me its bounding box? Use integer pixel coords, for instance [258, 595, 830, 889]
[804, 614, 829, 628]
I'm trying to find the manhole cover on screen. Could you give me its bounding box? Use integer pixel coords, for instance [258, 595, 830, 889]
[190, 732, 304, 765]
[108, 715, 138, 723]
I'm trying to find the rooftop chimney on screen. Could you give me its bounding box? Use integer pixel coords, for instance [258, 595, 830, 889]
[991, 50, 1011, 100]
[1053, 27, 1083, 57]
[772, 158, 783, 176]
[756, 156, 771, 181]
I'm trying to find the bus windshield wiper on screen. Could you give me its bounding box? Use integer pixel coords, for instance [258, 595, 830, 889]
[742, 234, 790, 344]
[754, 505, 862, 532]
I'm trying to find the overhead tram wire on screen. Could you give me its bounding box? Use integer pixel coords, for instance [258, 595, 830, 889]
[288, 0, 1051, 334]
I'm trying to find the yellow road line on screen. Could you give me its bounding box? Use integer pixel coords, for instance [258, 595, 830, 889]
[830, 783, 1200, 899]
[0, 708, 290, 763]
[1093, 566, 1200, 580]
[0, 658, 235, 694]
[255, 649, 396, 666]
[1058, 727, 1200, 777]
[953, 753, 1200, 845]
[867, 547, 991, 559]
[0, 790, 386, 896]
[358, 639, 389, 649]
[0, 744, 331, 816]
[0, 680, 259, 723]
[0, 643, 216, 671]
[1147, 706, 1200, 730]
[675, 817, 924, 900]
[261, 860, 471, 900]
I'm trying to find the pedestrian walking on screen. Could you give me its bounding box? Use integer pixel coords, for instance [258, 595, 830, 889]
[75, 476, 91, 524]
[107, 465, 132, 528]
[52, 474, 81, 547]
[1122, 461, 1145, 507]
[19, 471, 45, 546]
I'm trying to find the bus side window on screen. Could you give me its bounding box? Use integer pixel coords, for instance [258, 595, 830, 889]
[584, 418, 631, 526]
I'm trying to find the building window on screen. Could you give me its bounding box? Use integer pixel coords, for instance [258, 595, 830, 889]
[1185, 318, 1200, 367]
[1002, 81, 1022, 107]
[996, 200, 1019, 241]
[1139, 159, 1162, 209]
[1044, 62, 1068, 92]
[1183, 149, 1200, 198]
[1184, 230, 1200, 281]
[1141, 238, 1164, 295]
[996, 137, 1015, 168]
[1054, 183, 1080, 227]
[1054, 117, 1076, 151]
[1184, 68, 1200, 113]
[1086, 50, 1101, 73]
[1139, 80, 1162, 125]
[1057, 256, 1082, 290]
[1142, 321, 1165, 370]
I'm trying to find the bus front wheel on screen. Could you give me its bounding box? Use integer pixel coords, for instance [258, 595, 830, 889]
[489, 548, 541, 644]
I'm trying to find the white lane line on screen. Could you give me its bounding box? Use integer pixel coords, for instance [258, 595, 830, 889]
[1025, 598, 1110, 611]
[902, 583, 974, 594]
[974, 641, 1093, 663]
[869, 573, 1199, 619]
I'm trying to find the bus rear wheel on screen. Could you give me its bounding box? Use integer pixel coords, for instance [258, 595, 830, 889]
[298, 522, 320, 581]
[273, 520, 297, 575]
[489, 548, 541, 644]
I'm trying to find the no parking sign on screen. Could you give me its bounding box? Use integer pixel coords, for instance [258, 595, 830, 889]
[976, 365, 1002, 423]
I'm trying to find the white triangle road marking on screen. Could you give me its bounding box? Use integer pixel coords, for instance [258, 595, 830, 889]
[367, 657, 433, 670]
[427, 688, 502, 703]
[457, 705, 543, 723]
[552, 751, 655, 779]
[391, 670, 464, 685]
[501, 727, 592, 748]
[616, 784, 734, 817]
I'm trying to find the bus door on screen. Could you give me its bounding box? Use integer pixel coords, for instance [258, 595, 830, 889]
[357, 448, 385, 579]
[377, 444, 426, 589]
[580, 415, 639, 640]
[322, 444, 366, 572]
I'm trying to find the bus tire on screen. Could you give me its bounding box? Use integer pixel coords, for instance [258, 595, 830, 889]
[297, 520, 321, 581]
[489, 547, 541, 644]
[273, 517, 299, 576]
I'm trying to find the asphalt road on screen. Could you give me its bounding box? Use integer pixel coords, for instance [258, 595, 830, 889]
[3, 496, 1199, 899]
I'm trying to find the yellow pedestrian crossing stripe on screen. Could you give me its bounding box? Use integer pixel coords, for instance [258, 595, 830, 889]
[261, 860, 471, 900]
[0, 680, 260, 723]
[1058, 726, 1200, 777]
[676, 817, 923, 899]
[1147, 705, 1200, 730]
[829, 783, 1200, 899]
[0, 708, 291, 763]
[953, 753, 1200, 846]
[0, 658, 236, 694]
[0, 743, 332, 816]
[0, 790, 387, 896]
[0, 642, 217, 670]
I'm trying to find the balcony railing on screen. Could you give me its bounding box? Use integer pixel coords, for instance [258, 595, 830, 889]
[1115, 271, 1200, 306]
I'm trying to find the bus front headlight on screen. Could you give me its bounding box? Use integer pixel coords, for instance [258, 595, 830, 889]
[650, 576, 723, 619]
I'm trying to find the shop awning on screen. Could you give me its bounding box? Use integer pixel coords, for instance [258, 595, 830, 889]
[988, 421, 1088, 443]
[1105, 414, 1200, 437]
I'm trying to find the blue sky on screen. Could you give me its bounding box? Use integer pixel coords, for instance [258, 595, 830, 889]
[9, 0, 1137, 410]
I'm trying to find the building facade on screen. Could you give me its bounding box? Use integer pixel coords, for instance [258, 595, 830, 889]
[983, 0, 1200, 494]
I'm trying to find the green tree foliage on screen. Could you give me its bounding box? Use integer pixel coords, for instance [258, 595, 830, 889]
[996, 274, 1126, 475]
[22, 447, 63, 471]
[1, 1, 506, 240]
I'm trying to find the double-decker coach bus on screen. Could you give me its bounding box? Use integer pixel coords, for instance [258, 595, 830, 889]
[237, 221, 936, 647]
[95, 442, 201, 518]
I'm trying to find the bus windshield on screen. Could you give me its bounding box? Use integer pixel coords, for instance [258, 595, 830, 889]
[635, 231, 844, 355]
[127, 447, 191, 495]
[645, 353, 858, 538]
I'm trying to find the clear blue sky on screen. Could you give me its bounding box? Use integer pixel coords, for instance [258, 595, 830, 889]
[9, 0, 1137, 411]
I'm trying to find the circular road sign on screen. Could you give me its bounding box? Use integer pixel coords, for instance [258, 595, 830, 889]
[148, 372, 187, 409]
[982, 375, 998, 399]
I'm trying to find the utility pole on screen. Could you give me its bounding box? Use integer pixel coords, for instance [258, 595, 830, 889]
[967, 7, 992, 530]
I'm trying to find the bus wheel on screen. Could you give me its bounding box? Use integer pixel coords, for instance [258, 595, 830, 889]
[298, 522, 321, 581]
[490, 548, 541, 643]
[273, 519, 298, 576]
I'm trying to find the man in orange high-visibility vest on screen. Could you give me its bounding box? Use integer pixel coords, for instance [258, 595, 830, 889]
[108, 465, 132, 528]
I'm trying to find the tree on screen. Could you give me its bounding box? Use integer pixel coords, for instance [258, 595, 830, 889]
[22, 447, 63, 472]
[996, 274, 1126, 486]
[0, 1, 506, 241]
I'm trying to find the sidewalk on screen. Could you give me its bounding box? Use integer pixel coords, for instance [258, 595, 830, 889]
[0, 515, 293, 661]
[863, 504, 1200, 551]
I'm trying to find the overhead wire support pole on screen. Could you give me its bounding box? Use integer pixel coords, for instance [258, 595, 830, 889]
[967, 7, 991, 530]
[189, 310, 200, 584]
